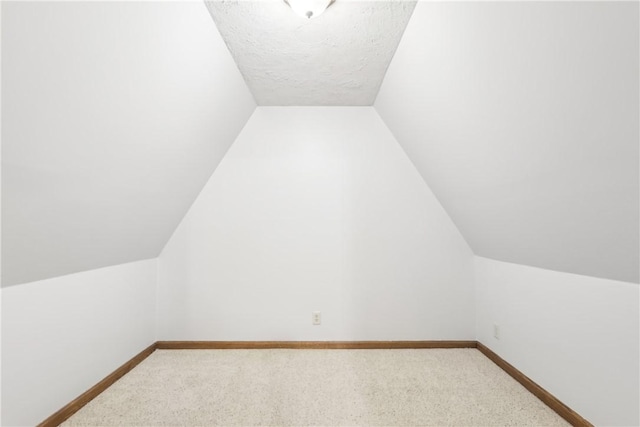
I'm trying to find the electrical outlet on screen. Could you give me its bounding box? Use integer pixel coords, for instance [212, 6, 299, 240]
[493, 324, 500, 340]
[312, 311, 321, 325]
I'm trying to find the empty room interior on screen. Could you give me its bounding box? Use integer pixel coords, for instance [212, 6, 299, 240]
[1, 0, 638, 426]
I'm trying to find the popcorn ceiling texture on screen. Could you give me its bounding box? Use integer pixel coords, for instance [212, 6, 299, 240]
[62, 349, 568, 426]
[205, 0, 416, 105]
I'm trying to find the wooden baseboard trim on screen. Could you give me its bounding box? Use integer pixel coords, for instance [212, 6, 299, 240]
[37, 342, 157, 427]
[37, 340, 591, 427]
[155, 340, 478, 350]
[476, 342, 592, 427]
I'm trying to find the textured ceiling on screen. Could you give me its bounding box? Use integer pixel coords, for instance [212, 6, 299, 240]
[376, 1, 639, 283]
[205, 0, 416, 105]
[1, 1, 256, 286]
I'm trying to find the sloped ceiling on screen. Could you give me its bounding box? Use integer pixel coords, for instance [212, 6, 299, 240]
[205, 0, 416, 105]
[3, 1, 637, 286]
[1, 1, 256, 286]
[376, 1, 639, 283]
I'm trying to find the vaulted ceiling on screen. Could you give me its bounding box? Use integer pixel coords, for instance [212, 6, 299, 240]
[1, 1, 255, 286]
[2, 1, 638, 286]
[375, 1, 639, 283]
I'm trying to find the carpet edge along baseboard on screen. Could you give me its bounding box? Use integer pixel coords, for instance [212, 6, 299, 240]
[476, 342, 593, 427]
[36, 340, 592, 427]
[37, 342, 157, 427]
[155, 340, 477, 349]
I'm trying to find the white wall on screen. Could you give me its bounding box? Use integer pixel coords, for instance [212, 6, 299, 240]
[1, 1, 4, 418]
[158, 107, 475, 341]
[1, 259, 157, 427]
[475, 256, 639, 426]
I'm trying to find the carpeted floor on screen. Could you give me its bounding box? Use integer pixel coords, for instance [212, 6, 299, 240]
[62, 349, 568, 426]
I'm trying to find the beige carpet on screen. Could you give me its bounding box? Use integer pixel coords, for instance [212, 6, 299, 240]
[62, 349, 568, 426]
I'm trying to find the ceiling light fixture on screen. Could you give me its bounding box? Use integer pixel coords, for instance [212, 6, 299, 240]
[284, 0, 335, 19]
